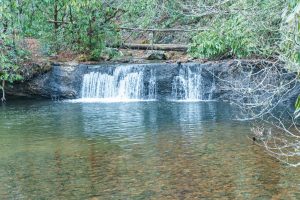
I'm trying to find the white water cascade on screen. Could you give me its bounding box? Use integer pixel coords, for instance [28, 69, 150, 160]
[172, 66, 212, 101]
[81, 66, 156, 101]
[148, 69, 156, 99]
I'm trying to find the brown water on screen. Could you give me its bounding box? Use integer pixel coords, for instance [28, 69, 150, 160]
[0, 99, 300, 199]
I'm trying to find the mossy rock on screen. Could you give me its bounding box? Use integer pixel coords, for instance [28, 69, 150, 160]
[147, 52, 167, 60]
[76, 54, 89, 62]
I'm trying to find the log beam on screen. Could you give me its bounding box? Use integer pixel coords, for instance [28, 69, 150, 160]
[119, 27, 207, 32]
[110, 43, 188, 51]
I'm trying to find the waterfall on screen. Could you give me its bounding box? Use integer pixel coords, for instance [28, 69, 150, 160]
[148, 69, 157, 99]
[172, 66, 213, 101]
[81, 66, 156, 101]
[72, 64, 215, 103]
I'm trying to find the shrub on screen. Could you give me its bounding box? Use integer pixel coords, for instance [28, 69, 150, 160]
[188, 0, 283, 60]
[190, 17, 264, 59]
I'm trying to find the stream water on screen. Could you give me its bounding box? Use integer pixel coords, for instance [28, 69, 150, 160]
[0, 99, 300, 199]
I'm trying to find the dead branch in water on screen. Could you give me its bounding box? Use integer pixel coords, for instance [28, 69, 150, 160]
[212, 60, 300, 166]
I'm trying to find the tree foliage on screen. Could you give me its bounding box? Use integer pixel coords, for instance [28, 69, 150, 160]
[0, 0, 26, 101]
[0, 0, 124, 100]
[189, 0, 284, 59]
[280, 0, 300, 71]
[1, 0, 300, 85]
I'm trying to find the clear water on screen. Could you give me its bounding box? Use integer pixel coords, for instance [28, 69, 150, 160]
[0, 99, 300, 199]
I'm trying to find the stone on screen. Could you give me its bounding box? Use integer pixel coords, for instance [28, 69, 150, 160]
[6, 60, 299, 105]
[146, 52, 167, 60]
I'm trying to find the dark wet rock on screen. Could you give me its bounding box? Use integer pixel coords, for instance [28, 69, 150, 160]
[7, 64, 86, 99]
[19, 61, 52, 81]
[147, 52, 167, 60]
[6, 60, 300, 103]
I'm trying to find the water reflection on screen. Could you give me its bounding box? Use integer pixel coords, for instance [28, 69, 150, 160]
[0, 100, 300, 199]
[81, 103, 154, 145]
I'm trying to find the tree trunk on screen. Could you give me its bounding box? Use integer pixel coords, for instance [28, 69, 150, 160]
[69, 6, 75, 43]
[3, 20, 8, 33]
[54, 0, 59, 32]
[1, 80, 6, 103]
[88, 11, 96, 51]
[88, 19, 92, 50]
[54, 0, 59, 52]
[111, 43, 188, 51]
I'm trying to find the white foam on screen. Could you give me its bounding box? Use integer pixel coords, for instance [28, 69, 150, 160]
[167, 99, 217, 103]
[66, 98, 156, 103]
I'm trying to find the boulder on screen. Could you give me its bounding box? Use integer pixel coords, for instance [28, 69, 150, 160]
[147, 51, 167, 60]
